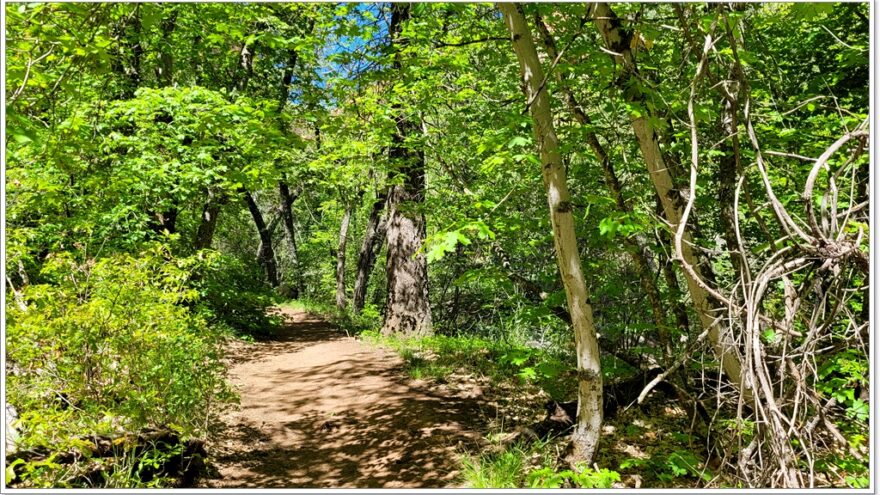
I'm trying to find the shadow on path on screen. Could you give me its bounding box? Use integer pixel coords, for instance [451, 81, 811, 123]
[204, 307, 487, 488]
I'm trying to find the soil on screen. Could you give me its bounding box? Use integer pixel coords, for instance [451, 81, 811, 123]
[201, 307, 487, 488]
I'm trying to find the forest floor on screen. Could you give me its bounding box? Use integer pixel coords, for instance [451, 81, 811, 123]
[200, 306, 488, 488]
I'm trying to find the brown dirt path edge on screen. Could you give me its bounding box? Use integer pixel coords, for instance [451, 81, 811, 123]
[201, 307, 487, 488]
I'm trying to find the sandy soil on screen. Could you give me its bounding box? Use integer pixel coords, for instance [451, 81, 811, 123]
[201, 307, 487, 488]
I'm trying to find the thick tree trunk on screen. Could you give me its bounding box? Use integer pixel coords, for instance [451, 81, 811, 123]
[335, 204, 353, 311]
[242, 189, 279, 287]
[591, 2, 749, 399]
[279, 180, 303, 298]
[381, 3, 432, 337]
[193, 196, 221, 250]
[500, 3, 603, 466]
[353, 190, 388, 313]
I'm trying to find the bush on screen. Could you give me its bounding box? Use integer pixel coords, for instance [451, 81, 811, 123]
[189, 250, 281, 337]
[5, 245, 233, 487]
[527, 464, 621, 488]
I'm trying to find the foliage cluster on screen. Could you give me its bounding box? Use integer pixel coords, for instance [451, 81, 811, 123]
[5, 244, 240, 487]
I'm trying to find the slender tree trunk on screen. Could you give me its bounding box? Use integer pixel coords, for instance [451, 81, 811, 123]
[109, 5, 142, 99]
[534, 12, 673, 358]
[676, 4, 749, 281]
[273, 35, 307, 299]
[716, 84, 748, 276]
[381, 3, 432, 337]
[279, 180, 303, 298]
[656, 197, 692, 338]
[193, 195, 221, 250]
[157, 13, 176, 86]
[336, 204, 353, 311]
[591, 2, 749, 399]
[242, 189, 279, 287]
[500, 3, 603, 465]
[353, 190, 388, 313]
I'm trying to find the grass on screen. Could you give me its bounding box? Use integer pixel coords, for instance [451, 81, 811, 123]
[459, 438, 551, 488]
[359, 329, 577, 399]
[460, 448, 528, 488]
[275, 299, 380, 336]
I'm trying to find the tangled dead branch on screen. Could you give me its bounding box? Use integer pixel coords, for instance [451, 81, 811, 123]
[664, 10, 870, 488]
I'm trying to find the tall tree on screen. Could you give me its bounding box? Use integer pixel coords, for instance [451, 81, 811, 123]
[589, 2, 748, 399]
[533, 11, 675, 359]
[500, 3, 603, 465]
[380, 3, 432, 337]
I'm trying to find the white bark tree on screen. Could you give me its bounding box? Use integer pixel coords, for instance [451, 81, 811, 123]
[499, 2, 603, 465]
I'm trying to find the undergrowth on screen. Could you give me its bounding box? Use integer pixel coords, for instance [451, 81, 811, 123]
[5, 244, 249, 487]
[459, 438, 620, 489]
[359, 329, 575, 400]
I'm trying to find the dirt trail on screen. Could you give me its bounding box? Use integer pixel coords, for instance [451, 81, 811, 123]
[202, 307, 487, 488]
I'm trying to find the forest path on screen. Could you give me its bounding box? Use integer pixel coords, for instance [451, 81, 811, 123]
[202, 306, 486, 488]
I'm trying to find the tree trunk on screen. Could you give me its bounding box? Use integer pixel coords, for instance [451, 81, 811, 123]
[157, 13, 176, 86]
[716, 85, 748, 277]
[655, 197, 692, 338]
[152, 207, 178, 235]
[534, 12, 673, 359]
[279, 180, 303, 298]
[193, 196, 221, 250]
[353, 190, 388, 313]
[590, 2, 749, 399]
[242, 189, 279, 287]
[381, 3, 432, 337]
[676, 4, 749, 281]
[110, 4, 142, 99]
[273, 33, 308, 299]
[336, 204, 353, 311]
[500, 3, 603, 466]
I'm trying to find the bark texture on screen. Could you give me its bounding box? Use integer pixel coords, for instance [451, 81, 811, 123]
[534, 12, 673, 358]
[381, 3, 432, 337]
[500, 2, 603, 465]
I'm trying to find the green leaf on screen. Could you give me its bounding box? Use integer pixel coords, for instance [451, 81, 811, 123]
[506, 136, 530, 149]
[11, 133, 33, 144]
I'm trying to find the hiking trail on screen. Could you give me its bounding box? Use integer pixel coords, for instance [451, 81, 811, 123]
[202, 307, 487, 488]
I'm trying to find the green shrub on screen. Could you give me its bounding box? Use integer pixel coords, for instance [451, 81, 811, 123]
[189, 250, 281, 336]
[527, 464, 621, 488]
[5, 245, 233, 487]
